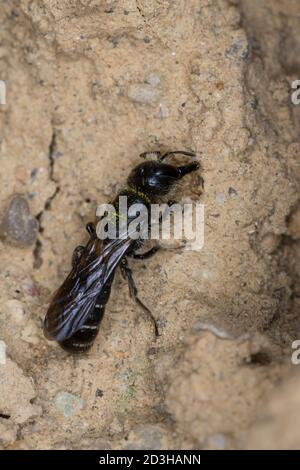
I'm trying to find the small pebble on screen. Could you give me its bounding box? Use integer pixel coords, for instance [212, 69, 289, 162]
[124, 424, 168, 450]
[228, 187, 238, 198]
[128, 84, 160, 105]
[206, 433, 226, 450]
[145, 73, 161, 87]
[30, 168, 39, 181]
[216, 193, 225, 205]
[15, 166, 29, 183]
[53, 392, 84, 418]
[0, 194, 38, 246]
[225, 37, 249, 60]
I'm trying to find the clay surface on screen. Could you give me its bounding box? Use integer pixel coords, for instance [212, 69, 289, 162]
[0, 0, 299, 449]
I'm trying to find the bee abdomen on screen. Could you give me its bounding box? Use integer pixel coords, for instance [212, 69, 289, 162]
[59, 303, 105, 353]
[59, 273, 115, 353]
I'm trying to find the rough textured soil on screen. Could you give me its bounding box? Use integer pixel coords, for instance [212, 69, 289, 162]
[0, 0, 299, 450]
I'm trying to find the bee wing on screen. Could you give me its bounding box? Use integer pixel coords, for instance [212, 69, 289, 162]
[44, 236, 132, 342]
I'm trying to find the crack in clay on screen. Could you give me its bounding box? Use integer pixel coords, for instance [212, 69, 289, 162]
[48, 130, 57, 183]
[135, 1, 171, 53]
[33, 129, 60, 269]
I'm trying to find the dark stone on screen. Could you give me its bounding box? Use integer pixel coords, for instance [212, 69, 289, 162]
[0, 194, 38, 246]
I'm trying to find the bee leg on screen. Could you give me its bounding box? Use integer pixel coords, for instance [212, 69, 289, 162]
[177, 161, 200, 177]
[72, 245, 85, 267]
[120, 257, 159, 337]
[139, 151, 162, 160]
[86, 222, 96, 237]
[140, 150, 196, 162]
[160, 150, 196, 162]
[129, 246, 160, 260]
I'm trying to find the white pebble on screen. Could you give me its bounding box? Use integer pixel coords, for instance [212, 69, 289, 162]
[145, 73, 161, 87]
[128, 84, 160, 105]
[216, 193, 225, 205]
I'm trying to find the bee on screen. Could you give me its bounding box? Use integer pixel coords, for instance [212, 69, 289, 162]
[44, 150, 200, 353]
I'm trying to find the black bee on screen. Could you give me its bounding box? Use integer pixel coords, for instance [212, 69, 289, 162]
[44, 150, 200, 353]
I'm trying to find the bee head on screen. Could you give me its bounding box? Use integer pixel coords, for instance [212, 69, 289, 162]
[127, 161, 179, 196]
[127, 160, 199, 197]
